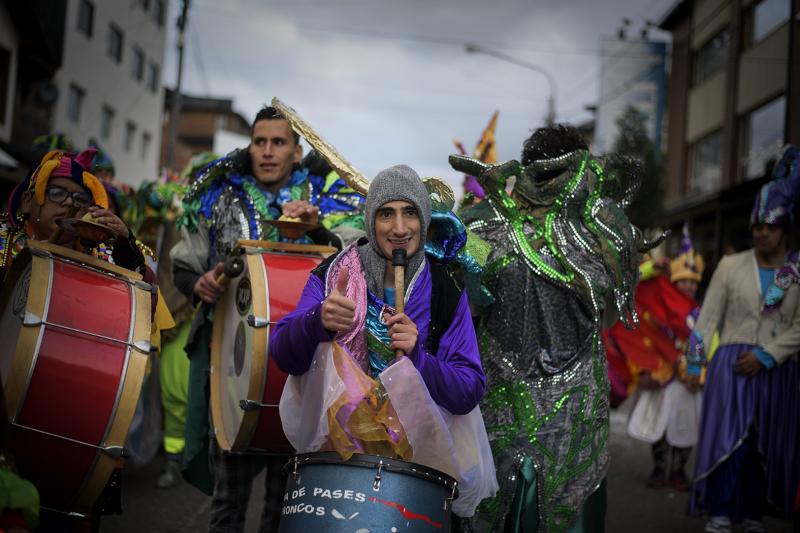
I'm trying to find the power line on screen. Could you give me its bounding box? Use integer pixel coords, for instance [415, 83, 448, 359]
[189, 22, 211, 94]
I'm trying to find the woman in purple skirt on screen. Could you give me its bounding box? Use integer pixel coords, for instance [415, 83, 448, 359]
[685, 145, 800, 533]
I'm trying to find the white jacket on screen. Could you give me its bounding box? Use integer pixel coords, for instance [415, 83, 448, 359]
[695, 249, 800, 365]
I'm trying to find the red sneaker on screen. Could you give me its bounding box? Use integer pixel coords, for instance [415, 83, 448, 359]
[668, 470, 691, 492]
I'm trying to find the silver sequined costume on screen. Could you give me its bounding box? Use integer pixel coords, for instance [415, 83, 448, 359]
[453, 149, 656, 532]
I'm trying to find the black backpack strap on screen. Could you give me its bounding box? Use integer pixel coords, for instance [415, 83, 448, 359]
[427, 260, 464, 355]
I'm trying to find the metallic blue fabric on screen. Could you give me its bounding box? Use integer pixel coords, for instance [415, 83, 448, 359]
[366, 291, 393, 377]
[426, 209, 468, 263]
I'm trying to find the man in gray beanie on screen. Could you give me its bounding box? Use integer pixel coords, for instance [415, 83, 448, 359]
[271, 164, 485, 415]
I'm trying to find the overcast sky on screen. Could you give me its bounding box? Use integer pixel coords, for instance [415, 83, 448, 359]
[163, 0, 676, 194]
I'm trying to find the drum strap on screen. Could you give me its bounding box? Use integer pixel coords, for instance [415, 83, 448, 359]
[313, 251, 462, 356]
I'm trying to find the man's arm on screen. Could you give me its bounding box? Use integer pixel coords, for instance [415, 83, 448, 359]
[270, 274, 335, 375]
[170, 224, 211, 302]
[406, 290, 486, 415]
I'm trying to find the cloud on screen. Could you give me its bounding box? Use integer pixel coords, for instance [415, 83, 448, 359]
[165, 0, 674, 199]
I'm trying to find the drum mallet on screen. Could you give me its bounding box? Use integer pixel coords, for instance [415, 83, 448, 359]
[392, 248, 408, 358]
[216, 253, 245, 285]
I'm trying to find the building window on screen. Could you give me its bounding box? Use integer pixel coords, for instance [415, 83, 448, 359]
[141, 131, 151, 160]
[153, 0, 166, 27]
[147, 61, 160, 93]
[132, 46, 145, 81]
[694, 30, 729, 85]
[690, 130, 722, 194]
[125, 120, 137, 152]
[100, 105, 115, 140]
[77, 0, 94, 37]
[67, 84, 86, 123]
[743, 96, 786, 180]
[108, 23, 124, 63]
[752, 0, 790, 43]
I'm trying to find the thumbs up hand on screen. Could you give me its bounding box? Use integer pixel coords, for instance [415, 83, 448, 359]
[321, 270, 356, 332]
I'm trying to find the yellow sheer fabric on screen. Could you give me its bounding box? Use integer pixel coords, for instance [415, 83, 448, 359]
[324, 343, 412, 461]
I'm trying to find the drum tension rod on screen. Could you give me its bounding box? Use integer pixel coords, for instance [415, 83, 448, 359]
[239, 399, 276, 411]
[372, 461, 383, 491]
[444, 482, 457, 511]
[291, 456, 300, 482]
[39, 506, 88, 519]
[12, 423, 128, 459]
[21, 312, 152, 354]
[247, 315, 270, 329]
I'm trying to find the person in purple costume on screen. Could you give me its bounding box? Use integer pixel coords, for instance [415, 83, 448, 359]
[686, 145, 800, 533]
[270, 164, 486, 416]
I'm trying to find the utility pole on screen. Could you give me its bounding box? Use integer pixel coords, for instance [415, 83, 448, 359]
[166, 0, 190, 170]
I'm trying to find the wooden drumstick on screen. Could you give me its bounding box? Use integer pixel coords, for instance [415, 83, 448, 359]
[392, 249, 408, 358]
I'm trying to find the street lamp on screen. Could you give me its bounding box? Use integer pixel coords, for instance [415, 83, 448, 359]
[464, 44, 556, 126]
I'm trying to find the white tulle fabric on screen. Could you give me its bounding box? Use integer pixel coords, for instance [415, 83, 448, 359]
[279, 342, 498, 517]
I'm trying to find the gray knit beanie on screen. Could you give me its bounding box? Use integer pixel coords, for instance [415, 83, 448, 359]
[364, 164, 431, 257]
[358, 164, 431, 296]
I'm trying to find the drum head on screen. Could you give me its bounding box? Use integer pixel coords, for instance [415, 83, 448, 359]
[211, 253, 269, 450]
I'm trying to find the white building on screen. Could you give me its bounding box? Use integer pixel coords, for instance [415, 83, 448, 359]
[52, 0, 168, 185]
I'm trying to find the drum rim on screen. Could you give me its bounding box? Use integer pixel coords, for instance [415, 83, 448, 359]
[210, 251, 269, 451]
[288, 452, 459, 495]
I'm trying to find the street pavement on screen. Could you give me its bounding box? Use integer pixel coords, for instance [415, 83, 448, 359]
[101, 399, 794, 532]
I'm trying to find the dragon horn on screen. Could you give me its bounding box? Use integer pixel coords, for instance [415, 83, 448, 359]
[638, 229, 670, 253]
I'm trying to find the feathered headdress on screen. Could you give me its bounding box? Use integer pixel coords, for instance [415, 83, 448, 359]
[750, 145, 799, 227]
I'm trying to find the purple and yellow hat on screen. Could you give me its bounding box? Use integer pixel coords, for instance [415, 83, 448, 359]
[670, 222, 704, 283]
[750, 145, 799, 228]
[8, 149, 109, 227]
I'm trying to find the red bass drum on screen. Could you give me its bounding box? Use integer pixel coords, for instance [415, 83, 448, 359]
[0, 240, 151, 517]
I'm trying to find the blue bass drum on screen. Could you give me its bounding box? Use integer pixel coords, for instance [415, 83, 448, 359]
[279, 452, 458, 532]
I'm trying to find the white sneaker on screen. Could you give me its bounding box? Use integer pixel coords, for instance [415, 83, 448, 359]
[741, 518, 765, 533]
[704, 516, 732, 533]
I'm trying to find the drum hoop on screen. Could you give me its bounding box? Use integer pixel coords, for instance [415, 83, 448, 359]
[289, 452, 459, 494]
[210, 252, 270, 451]
[1, 248, 51, 423]
[27, 240, 144, 281]
[236, 239, 336, 257]
[1, 245, 150, 515]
